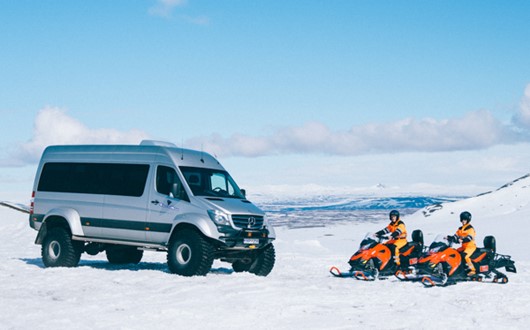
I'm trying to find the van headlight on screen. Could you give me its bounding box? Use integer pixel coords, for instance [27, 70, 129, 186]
[208, 210, 231, 226]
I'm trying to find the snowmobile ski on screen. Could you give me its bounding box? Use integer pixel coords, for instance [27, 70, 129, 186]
[329, 266, 355, 278]
[422, 272, 509, 287]
[329, 266, 378, 280]
[421, 273, 450, 287]
[394, 269, 425, 282]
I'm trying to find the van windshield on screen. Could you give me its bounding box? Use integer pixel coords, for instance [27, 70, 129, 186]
[179, 166, 245, 199]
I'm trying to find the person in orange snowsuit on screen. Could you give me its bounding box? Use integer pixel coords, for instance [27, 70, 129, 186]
[447, 211, 477, 276]
[375, 210, 407, 266]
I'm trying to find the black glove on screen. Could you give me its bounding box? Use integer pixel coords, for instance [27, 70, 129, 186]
[447, 235, 458, 244]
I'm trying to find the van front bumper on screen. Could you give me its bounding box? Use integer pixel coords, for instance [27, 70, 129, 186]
[217, 226, 274, 249]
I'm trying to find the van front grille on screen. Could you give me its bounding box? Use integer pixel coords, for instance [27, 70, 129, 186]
[231, 215, 264, 229]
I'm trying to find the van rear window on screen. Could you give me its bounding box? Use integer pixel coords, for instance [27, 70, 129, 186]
[38, 163, 149, 197]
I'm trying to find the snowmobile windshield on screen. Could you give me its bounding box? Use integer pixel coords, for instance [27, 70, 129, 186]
[180, 166, 245, 199]
[362, 232, 373, 240]
[432, 234, 447, 244]
[428, 234, 449, 252]
[360, 233, 377, 249]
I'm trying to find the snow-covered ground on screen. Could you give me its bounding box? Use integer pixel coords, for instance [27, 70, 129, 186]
[1, 176, 529, 329]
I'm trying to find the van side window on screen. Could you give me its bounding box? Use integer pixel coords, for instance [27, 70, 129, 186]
[156, 166, 188, 201]
[38, 162, 149, 197]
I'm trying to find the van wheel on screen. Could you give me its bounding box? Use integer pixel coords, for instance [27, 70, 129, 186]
[42, 227, 82, 267]
[248, 244, 275, 277]
[167, 229, 214, 276]
[106, 246, 144, 264]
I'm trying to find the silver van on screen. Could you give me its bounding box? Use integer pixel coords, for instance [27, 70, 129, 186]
[29, 141, 276, 276]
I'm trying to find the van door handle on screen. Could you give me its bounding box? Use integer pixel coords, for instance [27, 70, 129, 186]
[151, 200, 160, 205]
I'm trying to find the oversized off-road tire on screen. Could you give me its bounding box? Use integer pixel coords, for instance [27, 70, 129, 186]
[106, 245, 144, 264]
[167, 229, 214, 276]
[42, 227, 82, 267]
[248, 244, 275, 277]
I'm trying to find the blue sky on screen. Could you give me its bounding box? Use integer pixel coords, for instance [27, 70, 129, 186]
[2, 1, 530, 198]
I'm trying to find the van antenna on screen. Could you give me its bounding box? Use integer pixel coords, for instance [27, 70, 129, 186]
[181, 138, 184, 160]
[200, 144, 205, 163]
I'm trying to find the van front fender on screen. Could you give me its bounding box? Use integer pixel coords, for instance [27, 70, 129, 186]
[172, 214, 220, 241]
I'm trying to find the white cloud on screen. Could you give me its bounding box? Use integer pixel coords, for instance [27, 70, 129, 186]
[2, 107, 149, 166]
[513, 83, 530, 129]
[148, 0, 187, 18]
[186, 110, 523, 157]
[148, 0, 209, 25]
[4, 85, 530, 168]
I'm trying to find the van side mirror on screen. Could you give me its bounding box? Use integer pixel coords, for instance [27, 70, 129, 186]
[171, 183, 190, 202]
[240, 189, 246, 198]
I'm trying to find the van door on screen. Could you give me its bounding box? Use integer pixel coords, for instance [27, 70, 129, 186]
[100, 164, 151, 242]
[146, 165, 191, 244]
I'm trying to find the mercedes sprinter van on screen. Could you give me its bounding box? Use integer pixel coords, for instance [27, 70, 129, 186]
[29, 141, 275, 276]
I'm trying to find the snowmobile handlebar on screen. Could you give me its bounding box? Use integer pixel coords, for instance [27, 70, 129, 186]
[373, 234, 391, 242]
[444, 235, 459, 245]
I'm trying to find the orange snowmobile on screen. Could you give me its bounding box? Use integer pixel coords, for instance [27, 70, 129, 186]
[330, 230, 424, 280]
[418, 234, 516, 287]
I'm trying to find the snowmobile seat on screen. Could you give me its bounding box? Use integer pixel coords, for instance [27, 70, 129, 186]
[400, 243, 415, 257]
[470, 249, 490, 263]
[400, 240, 423, 257]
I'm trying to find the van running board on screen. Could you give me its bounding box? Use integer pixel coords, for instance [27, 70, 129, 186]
[71, 235, 167, 251]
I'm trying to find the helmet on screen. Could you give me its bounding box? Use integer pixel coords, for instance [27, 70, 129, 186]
[460, 211, 472, 222]
[389, 210, 400, 220]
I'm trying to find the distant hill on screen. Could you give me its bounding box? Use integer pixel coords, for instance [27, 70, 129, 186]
[417, 173, 530, 219]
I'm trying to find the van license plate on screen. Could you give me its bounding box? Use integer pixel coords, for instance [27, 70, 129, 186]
[244, 238, 260, 245]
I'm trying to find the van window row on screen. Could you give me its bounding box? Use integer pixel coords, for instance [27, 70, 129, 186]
[38, 162, 245, 199]
[38, 163, 150, 197]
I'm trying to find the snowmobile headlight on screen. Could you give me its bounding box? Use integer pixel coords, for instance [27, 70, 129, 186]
[208, 210, 230, 226]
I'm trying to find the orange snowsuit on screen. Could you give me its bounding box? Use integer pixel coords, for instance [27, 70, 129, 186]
[377, 220, 407, 264]
[453, 223, 477, 272]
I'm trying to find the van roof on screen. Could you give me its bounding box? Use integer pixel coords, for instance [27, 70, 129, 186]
[41, 141, 224, 170]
